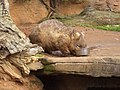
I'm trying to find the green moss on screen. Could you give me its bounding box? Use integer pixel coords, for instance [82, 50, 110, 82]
[43, 65, 55, 74]
[56, 15, 120, 32]
[95, 25, 120, 32]
[35, 54, 44, 58]
[44, 65, 55, 71]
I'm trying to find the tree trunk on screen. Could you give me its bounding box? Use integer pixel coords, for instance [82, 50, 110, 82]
[0, 0, 44, 82]
[40, 0, 56, 18]
[0, 0, 31, 59]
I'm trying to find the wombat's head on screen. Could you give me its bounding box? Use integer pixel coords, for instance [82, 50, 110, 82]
[71, 31, 87, 49]
[70, 31, 87, 56]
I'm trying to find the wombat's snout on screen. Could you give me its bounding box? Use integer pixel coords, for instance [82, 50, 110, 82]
[75, 47, 90, 56]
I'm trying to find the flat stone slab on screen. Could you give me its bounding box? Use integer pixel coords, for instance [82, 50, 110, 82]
[42, 56, 120, 77]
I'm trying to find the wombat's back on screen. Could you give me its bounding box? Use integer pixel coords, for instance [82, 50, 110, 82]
[29, 19, 72, 52]
[38, 19, 74, 34]
[29, 19, 87, 56]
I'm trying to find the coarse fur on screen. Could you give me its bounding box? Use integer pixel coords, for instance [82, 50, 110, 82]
[29, 19, 87, 56]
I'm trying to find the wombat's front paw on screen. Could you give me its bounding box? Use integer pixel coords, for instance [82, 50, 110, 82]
[51, 51, 63, 56]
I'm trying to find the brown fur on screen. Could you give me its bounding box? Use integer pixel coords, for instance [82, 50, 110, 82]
[29, 19, 87, 56]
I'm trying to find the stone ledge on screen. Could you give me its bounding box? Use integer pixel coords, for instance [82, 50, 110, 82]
[41, 56, 120, 77]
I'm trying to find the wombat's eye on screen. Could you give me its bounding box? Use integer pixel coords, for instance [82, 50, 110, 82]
[76, 46, 80, 50]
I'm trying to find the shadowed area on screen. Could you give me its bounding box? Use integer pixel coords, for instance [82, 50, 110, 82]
[38, 75, 120, 90]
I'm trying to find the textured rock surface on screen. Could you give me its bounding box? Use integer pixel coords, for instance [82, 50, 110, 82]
[0, 0, 44, 81]
[9, 0, 48, 25]
[0, 75, 43, 90]
[0, 0, 31, 58]
[41, 56, 120, 77]
[93, 0, 120, 13]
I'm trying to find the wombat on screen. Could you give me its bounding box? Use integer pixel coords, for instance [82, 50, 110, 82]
[29, 19, 87, 56]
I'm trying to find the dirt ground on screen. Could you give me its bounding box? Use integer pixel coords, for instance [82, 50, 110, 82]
[75, 27, 120, 56]
[0, 75, 43, 90]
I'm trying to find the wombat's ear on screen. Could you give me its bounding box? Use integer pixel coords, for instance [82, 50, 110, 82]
[80, 32, 85, 39]
[74, 32, 80, 40]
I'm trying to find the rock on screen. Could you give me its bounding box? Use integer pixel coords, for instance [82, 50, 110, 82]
[27, 62, 44, 71]
[42, 56, 120, 77]
[0, 60, 23, 80]
[80, 7, 120, 25]
[0, 75, 43, 90]
[93, 0, 120, 13]
[0, 0, 32, 59]
[9, 0, 48, 25]
[0, 0, 44, 81]
[25, 44, 44, 56]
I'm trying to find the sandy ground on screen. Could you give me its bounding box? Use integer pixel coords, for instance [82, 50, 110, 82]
[75, 27, 120, 56]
